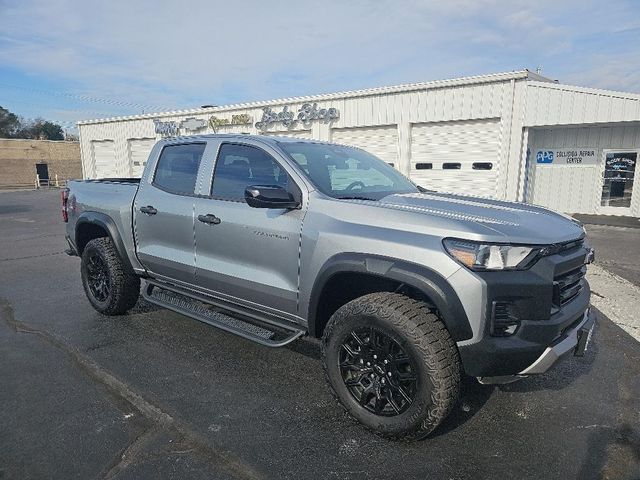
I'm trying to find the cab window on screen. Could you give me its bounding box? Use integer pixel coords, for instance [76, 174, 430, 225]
[153, 143, 205, 195]
[211, 144, 289, 201]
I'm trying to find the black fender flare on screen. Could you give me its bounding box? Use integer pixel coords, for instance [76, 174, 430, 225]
[308, 253, 473, 342]
[75, 211, 135, 274]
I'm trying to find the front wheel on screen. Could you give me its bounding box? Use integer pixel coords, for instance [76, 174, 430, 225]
[322, 292, 461, 441]
[81, 237, 140, 315]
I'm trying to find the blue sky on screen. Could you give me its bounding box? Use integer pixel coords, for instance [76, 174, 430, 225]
[1, 0, 639, 133]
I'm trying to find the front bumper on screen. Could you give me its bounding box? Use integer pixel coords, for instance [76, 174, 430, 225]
[519, 307, 595, 374]
[478, 307, 595, 384]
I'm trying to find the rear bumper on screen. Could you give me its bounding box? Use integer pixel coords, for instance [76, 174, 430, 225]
[477, 307, 595, 384]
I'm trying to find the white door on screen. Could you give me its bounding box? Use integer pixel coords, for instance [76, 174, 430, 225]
[331, 125, 399, 167]
[410, 119, 502, 198]
[265, 130, 312, 139]
[91, 140, 117, 178]
[128, 138, 156, 177]
[599, 149, 638, 216]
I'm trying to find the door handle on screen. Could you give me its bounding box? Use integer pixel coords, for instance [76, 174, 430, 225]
[197, 214, 221, 225]
[140, 205, 157, 215]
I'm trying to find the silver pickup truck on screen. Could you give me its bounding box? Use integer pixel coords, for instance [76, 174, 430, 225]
[63, 134, 595, 440]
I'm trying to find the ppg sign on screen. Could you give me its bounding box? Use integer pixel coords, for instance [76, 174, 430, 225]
[536, 150, 554, 164]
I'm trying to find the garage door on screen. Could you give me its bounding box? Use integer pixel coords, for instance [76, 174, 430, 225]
[128, 138, 156, 177]
[410, 119, 502, 198]
[264, 130, 312, 139]
[331, 125, 399, 167]
[91, 140, 117, 178]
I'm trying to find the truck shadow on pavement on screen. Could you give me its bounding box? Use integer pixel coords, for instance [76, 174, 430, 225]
[287, 337, 498, 438]
[432, 376, 496, 437]
[285, 327, 601, 439]
[578, 423, 640, 480]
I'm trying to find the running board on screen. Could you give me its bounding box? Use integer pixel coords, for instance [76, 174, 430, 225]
[142, 281, 305, 347]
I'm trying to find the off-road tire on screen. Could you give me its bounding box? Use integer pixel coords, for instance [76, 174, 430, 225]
[81, 237, 140, 315]
[322, 292, 461, 441]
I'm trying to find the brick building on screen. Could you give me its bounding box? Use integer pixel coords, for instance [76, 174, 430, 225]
[0, 138, 82, 188]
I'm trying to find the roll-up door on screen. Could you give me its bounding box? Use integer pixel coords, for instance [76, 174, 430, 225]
[91, 140, 117, 178]
[264, 130, 312, 139]
[331, 125, 399, 167]
[128, 138, 156, 177]
[410, 119, 502, 198]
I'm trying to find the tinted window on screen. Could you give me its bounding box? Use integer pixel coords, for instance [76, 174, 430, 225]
[211, 144, 288, 201]
[472, 162, 493, 170]
[415, 162, 432, 170]
[281, 142, 418, 200]
[442, 163, 461, 170]
[153, 143, 205, 194]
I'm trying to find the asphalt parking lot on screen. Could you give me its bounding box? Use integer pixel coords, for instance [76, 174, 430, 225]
[1, 189, 639, 480]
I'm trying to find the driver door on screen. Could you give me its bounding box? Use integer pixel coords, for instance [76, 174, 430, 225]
[192, 141, 306, 317]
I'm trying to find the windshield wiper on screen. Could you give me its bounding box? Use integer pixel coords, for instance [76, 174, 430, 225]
[336, 195, 378, 201]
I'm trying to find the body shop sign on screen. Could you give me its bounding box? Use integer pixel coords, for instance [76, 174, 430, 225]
[536, 148, 598, 166]
[255, 103, 339, 131]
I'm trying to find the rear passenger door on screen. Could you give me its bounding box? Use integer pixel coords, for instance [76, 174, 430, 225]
[192, 141, 306, 318]
[134, 142, 206, 286]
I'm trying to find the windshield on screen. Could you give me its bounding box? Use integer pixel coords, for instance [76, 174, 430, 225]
[279, 142, 420, 200]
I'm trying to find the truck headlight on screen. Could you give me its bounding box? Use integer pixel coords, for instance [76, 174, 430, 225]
[443, 238, 544, 271]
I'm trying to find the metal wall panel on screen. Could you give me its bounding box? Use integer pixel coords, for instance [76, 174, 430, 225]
[78, 72, 551, 202]
[264, 130, 312, 139]
[81, 119, 157, 178]
[527, 124, 640, 215]
[525, 82, 640, 127]
[410, 119, 502, 198]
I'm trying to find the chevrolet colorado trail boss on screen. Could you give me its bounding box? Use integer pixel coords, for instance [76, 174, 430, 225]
[63, 134, 595, 440]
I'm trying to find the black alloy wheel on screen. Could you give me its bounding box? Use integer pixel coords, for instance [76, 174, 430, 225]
[86, 251, 111, 302]
[339, 327, 418, 416]
[322, 292, 461, 440]
[80, 237, 140, 315]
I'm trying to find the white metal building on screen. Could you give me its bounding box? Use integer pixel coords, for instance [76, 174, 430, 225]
[77, 70, 640, 216]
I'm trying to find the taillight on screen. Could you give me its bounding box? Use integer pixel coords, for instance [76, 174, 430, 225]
[61, 188, 69, 222]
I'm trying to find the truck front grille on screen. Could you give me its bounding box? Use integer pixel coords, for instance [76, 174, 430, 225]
[553, 265, 586, 310]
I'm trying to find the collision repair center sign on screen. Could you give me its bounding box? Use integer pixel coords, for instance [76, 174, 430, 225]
[536, 148, 598, 165]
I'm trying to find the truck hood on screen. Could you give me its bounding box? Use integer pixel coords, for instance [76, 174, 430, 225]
[376, 191, 585, 245]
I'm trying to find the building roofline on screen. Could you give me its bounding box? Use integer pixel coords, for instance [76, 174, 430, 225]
[527, 80, 640, 100]
[78, 69, 551, 127]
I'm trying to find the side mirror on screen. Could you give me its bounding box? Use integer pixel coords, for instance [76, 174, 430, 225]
[244, 185, 300, 209]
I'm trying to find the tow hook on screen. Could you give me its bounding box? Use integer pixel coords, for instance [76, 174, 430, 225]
[586, 248, 595, 264]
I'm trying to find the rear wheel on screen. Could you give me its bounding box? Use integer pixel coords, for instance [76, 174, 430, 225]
[322, 292, 461, 441]
[81, 237, 140, 315]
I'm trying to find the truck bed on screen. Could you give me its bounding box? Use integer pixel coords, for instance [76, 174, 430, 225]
[76, 178, 141, 185]
[66, 178, 141, 272]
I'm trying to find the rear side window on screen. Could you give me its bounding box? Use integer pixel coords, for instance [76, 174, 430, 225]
[153, 143, 205, 195]
[211, 144, 288, 201]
